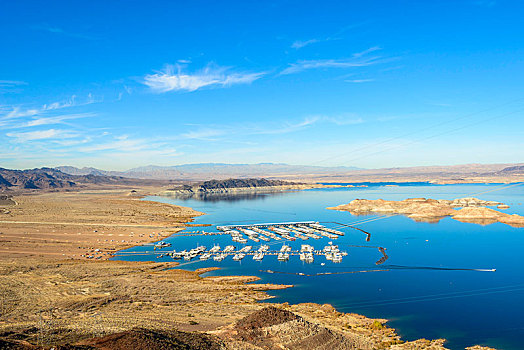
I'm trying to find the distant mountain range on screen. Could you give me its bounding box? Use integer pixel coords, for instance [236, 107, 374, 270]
[0, 167, 164, 191]
[2, 162, 522, 192]
[55, 163, 362, 180]
[54, 162, 524, 182]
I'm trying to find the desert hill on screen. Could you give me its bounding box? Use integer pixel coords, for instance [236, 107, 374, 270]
[0, 167, 168, 192]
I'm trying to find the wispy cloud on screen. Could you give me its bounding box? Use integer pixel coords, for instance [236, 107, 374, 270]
[0, 80, 28, 92]
[352, 46, 381, 58]
[281, 56, 382, 75]
[0, 95, 99, 125]
[180, 114, 364, 141]
[257, 116, 320, 134]
[6, 129, 78, 142]
[180, 128, 226, 140]
[77, 134, 181, 159]
[290, 23, 367, 50]
[34, 24, 96, 40]
[291, 39, 321, 49]
[143, 64, 265, 93]
[345, 79, 374, 83]
[22, 113, 94, 128]
[79, 137, 146, 152]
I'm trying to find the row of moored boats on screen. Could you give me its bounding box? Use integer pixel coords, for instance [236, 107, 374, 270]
[165, 242, 346, 263]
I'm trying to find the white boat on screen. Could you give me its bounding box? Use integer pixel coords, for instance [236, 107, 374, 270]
[171, 250, 186, 259]
[154, 241, 171, 248]
[191, 246, 206, 253]
[305, 252, 314, 263]
[280, 244, 291, 252]
[253, 252, 264, 261]
[213, 253, 226, 261]
[258, 245, 269, 252]
[233, 253, 246, 261]
[223, 245, 235, 252]
[277, 252, 289, 261]
[239, 245, 252, 253]
[301, 244, 314, 252]
[209, 245, 221, 253]
[332, 253, 343, 263]
[184, 252, 197, 261]
[199, 253, 211, 260]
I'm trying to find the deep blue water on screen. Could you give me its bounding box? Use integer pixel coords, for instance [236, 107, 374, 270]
[113, 183, 524, 350]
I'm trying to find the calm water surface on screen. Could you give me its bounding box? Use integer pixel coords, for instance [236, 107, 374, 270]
[113, 183, 524, 350]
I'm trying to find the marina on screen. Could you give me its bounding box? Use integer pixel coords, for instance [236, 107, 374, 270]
[217, 221, 344, 243]
[138, 222, 351, 263]
[112, 183, 523, 350]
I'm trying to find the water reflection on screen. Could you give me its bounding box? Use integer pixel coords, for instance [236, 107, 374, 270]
[162, 190, 295, 202]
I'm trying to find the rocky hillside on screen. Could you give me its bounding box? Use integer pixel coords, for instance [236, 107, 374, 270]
[499, 165, 524, 174]
[199, 178, 295, 190]
[0, 167, 157, 191]
[166, 178, 309, 195]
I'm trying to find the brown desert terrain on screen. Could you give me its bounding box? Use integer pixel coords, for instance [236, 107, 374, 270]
[0, 187, 202, 260]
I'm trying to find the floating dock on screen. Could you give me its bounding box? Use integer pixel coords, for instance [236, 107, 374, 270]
[217, 221, 344, 243]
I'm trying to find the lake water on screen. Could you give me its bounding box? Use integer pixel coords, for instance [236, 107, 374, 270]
[113, 183, 524, 350]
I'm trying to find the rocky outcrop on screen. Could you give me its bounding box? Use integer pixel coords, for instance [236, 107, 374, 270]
[452, 207, 524, 227]
[328, 197, 524, 228]
[164, 178, 324, 196]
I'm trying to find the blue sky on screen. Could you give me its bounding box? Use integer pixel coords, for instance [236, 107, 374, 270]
[1, 0, 523, 170]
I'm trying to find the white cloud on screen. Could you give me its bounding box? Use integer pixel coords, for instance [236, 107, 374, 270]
[352, 46, 381, 58]
[322, 116, 364, 125]
[291, 39, 320, 49]
[21, 113, 94, 127]
[6, 129, 78, 142]
[3, 107, 40, 120]
[0, 80, 27, 93]
[0, 80, 27, 87]
[280, 56, 382, 75]
[180, 128, 225, 140]
[79, 137, 144, 152]
[345, 79, 374, 83]
[1, 95, 98, 124]
[143, 64, 265, 93]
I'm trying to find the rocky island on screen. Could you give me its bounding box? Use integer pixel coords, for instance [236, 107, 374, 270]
[328, 197, 524, 228]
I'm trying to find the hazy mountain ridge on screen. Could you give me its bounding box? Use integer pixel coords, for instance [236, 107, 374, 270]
[56, 163, 361, 180]
[0, 167, 153, 191]
[55, 162, 524, 182]
[499, 165, 524, 174]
